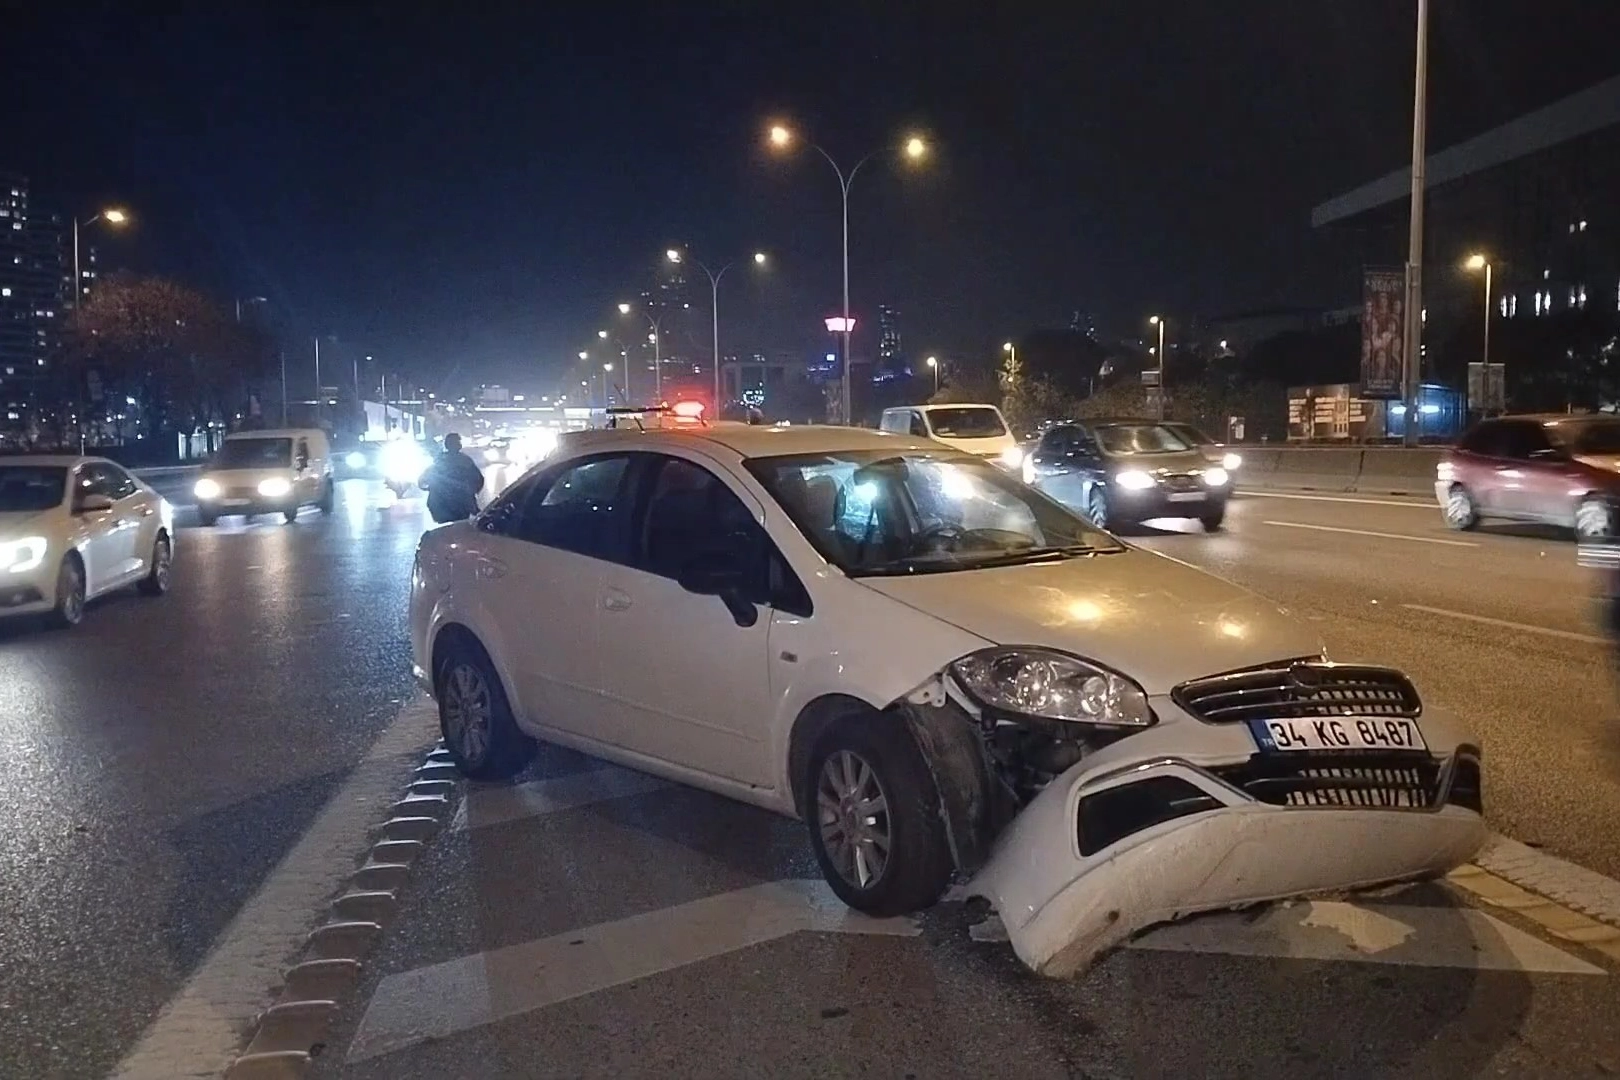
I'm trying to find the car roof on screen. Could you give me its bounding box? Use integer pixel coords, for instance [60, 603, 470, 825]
[226, 428, 324, 439]
[557, 422, 940, 460]
[913, 402, 1002, 413]
[0, 453, 102, 468]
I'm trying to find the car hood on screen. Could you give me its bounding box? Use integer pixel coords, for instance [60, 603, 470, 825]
[1103, 450, 1211, 474]
[856, 548, 1321, 694]
[0, 509, 56, 537]
[199, 465, 297, 483]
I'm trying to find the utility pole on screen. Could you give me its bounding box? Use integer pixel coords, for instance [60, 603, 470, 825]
[1401, 0, 1430, 446]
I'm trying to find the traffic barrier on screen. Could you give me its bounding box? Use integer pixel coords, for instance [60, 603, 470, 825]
[1264, 448, 1366, 493]
[1235, 447, 1445, 498]
[1355, 448, 1445, 496]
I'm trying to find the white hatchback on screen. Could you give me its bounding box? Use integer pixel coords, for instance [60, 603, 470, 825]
[0, 456, 176, 627]
[408, 421, 1484, 975]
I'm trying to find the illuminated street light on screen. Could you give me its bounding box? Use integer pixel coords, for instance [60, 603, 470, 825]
[826, 316, 857, 334]
[926, 355, 939, 393]
[767, 122, 933, 422]
[666, 249, 682, 264]
[597, 329, 608, 339]
[1147, 315, 1166, 420]
[69, 205, 134, 450]
[1463, 252, 1494, 388]
[753, 252, 767, 265]
[578, 351, 588, 361]
[618, 302, 631, 315]
[668, 245, 771, 409]
[102, 208, 129, 225]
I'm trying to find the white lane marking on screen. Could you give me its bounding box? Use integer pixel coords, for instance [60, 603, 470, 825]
[1241, 490, 1433, 509]
[1263, 520, 1478, 547]
[112, 697, 441, 1080]
[1401, 603, 1608, 645]
[1131, 899, 1603, 974]
[345, 879, 919, 1063]
[450, 765, 670, 831]
[1478, 832, 1620, 930]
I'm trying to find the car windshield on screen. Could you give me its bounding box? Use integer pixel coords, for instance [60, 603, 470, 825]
[1165, 423, 1213, 446]
[215, 438, 293, 469]
[1095, 424, 1193, 455]
[925, 407, 1007, 438]
[0, 466, 68, 512]
[1559, 421, 1620, 456]
[746, 449, 1120, 577]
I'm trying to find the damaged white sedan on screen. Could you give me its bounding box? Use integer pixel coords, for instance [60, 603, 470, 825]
[409, 417, 1486, 976]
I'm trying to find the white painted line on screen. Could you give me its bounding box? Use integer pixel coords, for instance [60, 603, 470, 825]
[1263, 520, 1478, 547]
[1401, 603, 1608, 645]
[1478, 833, 1620, 929]
[450, 765, 670, 831]
[345, 879, 919, 1063]
[112, 697, 442, 1080]
[1131, 899, 1603, 974]
[1242, 490, 1432, 509]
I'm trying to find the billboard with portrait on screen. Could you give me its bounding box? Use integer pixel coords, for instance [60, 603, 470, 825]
[1360, 269, 1405, 399]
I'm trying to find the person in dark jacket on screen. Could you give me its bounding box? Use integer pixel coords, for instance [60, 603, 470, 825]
[418, 433, 486, 522]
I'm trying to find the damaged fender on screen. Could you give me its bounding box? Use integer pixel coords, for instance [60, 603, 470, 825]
[895, 676, 1005, 876]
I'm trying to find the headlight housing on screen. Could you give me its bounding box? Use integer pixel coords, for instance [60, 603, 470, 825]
[950, 647, 1154, 728]
[0, 536, 47, 574]
[1202, 466, 1230, 487]
[257, 477, 293, 498]
[193, 477, 221, 501]
[1221, 451, 1242, 470]
[1113, 469, 1155, 491]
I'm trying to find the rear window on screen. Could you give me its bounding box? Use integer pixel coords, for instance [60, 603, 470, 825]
[0, 465, 67, 512]
[924, 407, 1007, 438]
[216, 438, 293, 469]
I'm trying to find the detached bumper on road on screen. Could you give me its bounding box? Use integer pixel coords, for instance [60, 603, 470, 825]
[969, 747, 1486, 978]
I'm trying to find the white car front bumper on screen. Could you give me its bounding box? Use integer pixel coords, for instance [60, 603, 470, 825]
[969, 709, 1485, 977]
[0, 560, 57, 618]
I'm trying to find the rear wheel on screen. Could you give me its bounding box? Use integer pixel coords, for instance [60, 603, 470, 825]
[1576, 496, 1611, 540]
[46, 555, 86, 630]
[283, 506, 299, 524]
[137, 535, 172, 597]
[1200, 506, 1226, 532]
[318, 479, 335, 514]
[435, 638, 534, 780]
[804, 714, 953, 917]
[1442, 485, 1479, 531]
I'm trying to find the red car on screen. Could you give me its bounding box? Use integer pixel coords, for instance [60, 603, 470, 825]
[1437, 413, 1620, 538]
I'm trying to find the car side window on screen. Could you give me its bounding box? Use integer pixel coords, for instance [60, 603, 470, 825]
[1457, 422, 1500, 456]
[638, 456, 764, 584]
[1497, 422, 1551, 460]
[512, 455, 633, 561]
[908, 412, 930, 438]
[100, 464, 137, 500]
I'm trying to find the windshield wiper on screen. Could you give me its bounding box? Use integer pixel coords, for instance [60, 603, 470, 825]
[849, 543, 1106, 577]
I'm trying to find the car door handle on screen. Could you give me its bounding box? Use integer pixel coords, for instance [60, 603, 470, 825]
[476, 559, 508, 580]
[602, 588, 632, 613]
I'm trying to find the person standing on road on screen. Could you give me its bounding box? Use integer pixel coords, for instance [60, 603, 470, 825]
[418, 433, 485, 523]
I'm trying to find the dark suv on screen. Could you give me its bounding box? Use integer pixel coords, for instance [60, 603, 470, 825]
[1437, 414, 1620, 537]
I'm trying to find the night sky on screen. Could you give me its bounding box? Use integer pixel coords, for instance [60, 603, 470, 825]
[5, 3, 1616, 394]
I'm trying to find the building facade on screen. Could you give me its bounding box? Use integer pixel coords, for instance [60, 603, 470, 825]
[0, 173, 69, 437]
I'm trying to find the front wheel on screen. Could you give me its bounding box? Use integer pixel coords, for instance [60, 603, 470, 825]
[283, 506, 299, 524]
[46, 555, 86, 630]
[804, 714, 953, 917]
[318, 479, 335, 514]
[1443, 485, 1479, 531]
[1200, 506, 1226, 532]
[1084, 486, 1111, 530]
[137, 535, 172, 597]
[1576, 496, 1611, 540]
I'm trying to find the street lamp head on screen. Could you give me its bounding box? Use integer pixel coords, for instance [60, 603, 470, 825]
[1002, 342, 1014, 352]
[603, 362, 613, 372]
[904, 135, 928, 160]
[648, 332, 657, 343]
[102, 208, 130, 225]
[1148, 315, 1161, 326]
[597, 329, 608, 339]
[617, 302, 631, 315]
[666, 248, 682, 264]
[578, 351, 588, 361]
[753, 251, 767, 265]
[926, 356, 937, 368]
[1464, 253, 1488, 271]
[768, 124, 792, 148]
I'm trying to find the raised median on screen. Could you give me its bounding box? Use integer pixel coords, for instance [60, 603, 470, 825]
[1237, 446, 1444, 499]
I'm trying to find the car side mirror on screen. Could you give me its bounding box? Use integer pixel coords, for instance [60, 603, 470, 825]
[76, 493, 115, 514]
[677, 548, 759, 628]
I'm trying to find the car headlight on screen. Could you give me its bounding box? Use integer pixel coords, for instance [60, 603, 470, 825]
[257, 477, 293, 498]
[1221, 452, 1242, 470]
[383, 444, 430, 484]
[998, 445, 1025, 469]
[0, 536, 47, 574]
[1202, 467, 1230, 487]
[194, 477, 221, 501]
[1436, 461, 1455, 481]
[1113, 469, 1156, 491]
[346, 450, 368, 469]
[950, 647, 1153, 728]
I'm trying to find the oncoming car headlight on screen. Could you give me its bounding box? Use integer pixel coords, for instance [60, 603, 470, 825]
[1221, 451, 1242, 471]
[1202, 466, 1230, 487]
[950, 647, 1153, 728]
[0, 536, 47, 574]
[346, 450, 368, 469]
[1113, 469, 1155, 491]
[193, 477, 221, 501]
[257, 477, 293, 498]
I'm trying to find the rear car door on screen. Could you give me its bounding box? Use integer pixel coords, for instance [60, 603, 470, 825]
[1493, 421, 1560, 518]
[471, 453, 638, 738]
[98, 463, 151, 578]
[1028, 425, 1086, 506]
[592, 451, 783, 787]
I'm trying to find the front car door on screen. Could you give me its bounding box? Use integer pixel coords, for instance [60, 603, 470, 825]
[68, 465, 128, 594]
[1492, 420, 1558, 518]
[470, 452, 638, 738]
[1028, 424, 1087, 506]
[98, 462, 151, 579]
[592, 451, 783, 787]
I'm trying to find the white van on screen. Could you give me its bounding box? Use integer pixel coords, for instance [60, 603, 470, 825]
[193, 428, 336, 525]
[879, 403, 1023, 469]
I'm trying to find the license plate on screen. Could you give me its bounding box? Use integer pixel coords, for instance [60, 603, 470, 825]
[223, 498, 250, 507]
[1248, 716, 1427, 753]
[1167, 491, 1205, 502]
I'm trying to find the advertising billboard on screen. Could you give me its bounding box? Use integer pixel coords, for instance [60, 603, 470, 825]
[1360, 268, 1405, 399]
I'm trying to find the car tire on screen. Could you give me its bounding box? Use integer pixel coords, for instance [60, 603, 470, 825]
[434, 637, 535, 780]
[804, 713, 954, 917]
[197, 509, 217, 527]
[1084, 486, 1111, 530]
[1443, 485, 1479, 531]
[137, 535, 172, 597]
[318, 479, 335, 514]
[1200, 506, 1226, 532]
[283, 506, 299, 524]
[1576, 495, 1611, 540]
[46, 554, 86, 630]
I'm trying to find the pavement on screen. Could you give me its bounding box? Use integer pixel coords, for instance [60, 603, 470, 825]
[7, 470, 1620, 1078]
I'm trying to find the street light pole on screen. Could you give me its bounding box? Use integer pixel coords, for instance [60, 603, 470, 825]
[926, 355, 938, 394]
[1402, 0, 1430, 446]
[68, 208, 130, 451]
[1149, 315, 1166, 420]
[620, 302, 668, 403]
[667, 250, 766, 413]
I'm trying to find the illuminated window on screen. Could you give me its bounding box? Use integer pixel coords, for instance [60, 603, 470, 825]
[1500, 296, 1509, 318]
[1544, 268, 1552, 280]
[0, 287, 9, 297]
[1578, 285, 1588, 309]
[1580, 219, 1589, 232]
[1509, 294, 1518, 317]
[1535, 291, 1545, 316]
[1571, 287, 1579, 308]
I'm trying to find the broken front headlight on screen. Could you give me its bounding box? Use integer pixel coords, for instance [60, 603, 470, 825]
[950, 647, 1153, 728]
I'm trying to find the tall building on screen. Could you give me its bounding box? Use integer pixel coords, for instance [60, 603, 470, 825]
[1069, 310, 1098, 339]
[878, 305, 901, 360]
[0, 173, 68, 434]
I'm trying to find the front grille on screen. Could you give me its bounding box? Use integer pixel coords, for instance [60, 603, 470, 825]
[1173, 662, 1421, 724]
[1212, 752, 1442, 809]
[226, 486, 258, 501]
[1162, 473, 1200, 491]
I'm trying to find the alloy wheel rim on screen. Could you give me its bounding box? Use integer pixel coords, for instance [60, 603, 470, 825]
[1445, 490, 1473, 525]
[1577, 499, 1610, 538]
[1088, 490, 1108, 528]
[60, 563, 83, 623]
[443, 663, 492, 763]
[816, 749, 891, 890]
[154, 542, 172, 591]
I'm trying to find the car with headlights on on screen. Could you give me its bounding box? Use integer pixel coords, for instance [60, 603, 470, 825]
[879, 403, 1024, 472]
[0, 456, 175, 628]
[193, 428, 335, 525]
[408, 421, 1483, 977]
[1022, 419, 1230, 531]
